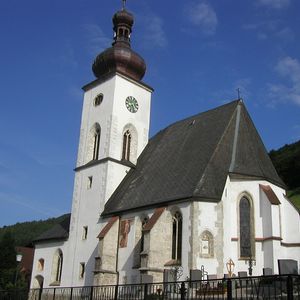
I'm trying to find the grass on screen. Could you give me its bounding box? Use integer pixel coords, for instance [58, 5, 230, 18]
[287, 188, 300, 209]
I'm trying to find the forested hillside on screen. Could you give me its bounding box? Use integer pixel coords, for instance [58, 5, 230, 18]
[269, 139, 300, 208]
[0, 214, 68, 247]
[269, 140, 300, 189]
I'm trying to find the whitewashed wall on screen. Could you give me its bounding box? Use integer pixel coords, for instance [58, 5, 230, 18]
[31, 73, 152, 288]
[31, 241, 68, 288]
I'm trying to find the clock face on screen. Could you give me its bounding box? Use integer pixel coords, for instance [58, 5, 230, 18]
[125, 96, 139, 113]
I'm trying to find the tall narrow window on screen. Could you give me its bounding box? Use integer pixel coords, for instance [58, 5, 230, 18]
[37, 258, 44, 271]
[239, 197, 252, 258]
[79, 262, 85, 279]
[140, 217, 148, 253]
[87, 176, 93, 189]
[82, 226, 88, 240]
[93, 128, 100, 160]
[56, 251, 63, 282]
[171, 212, 182, 261]
[51, 249, 63, 284]
[122, 130, 131, 161]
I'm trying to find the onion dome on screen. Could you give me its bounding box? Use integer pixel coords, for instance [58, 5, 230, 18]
[92, 8, 146, 82]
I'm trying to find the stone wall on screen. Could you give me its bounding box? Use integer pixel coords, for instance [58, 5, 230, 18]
[94, 219, 119, 285]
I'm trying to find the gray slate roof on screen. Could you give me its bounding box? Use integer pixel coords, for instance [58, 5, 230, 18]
[102, 100, 284, 216]
[33, 214, 71, 243]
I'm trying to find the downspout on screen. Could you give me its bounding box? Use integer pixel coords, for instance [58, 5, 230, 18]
[115, 216, 121, 285]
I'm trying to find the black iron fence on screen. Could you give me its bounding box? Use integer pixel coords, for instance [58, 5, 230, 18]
[1, 275, 299, 300]
[0, 288, 29, 300]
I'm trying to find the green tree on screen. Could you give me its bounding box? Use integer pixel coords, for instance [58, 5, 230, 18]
[0, 231, 16, 270]
[0, 231, 17, 289]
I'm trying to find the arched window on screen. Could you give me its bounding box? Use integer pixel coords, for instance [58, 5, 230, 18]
[122, 130, 132, 161]
[33, 275, 44, 289]
[93, 93, 103, 106]
[51, 249, 63, 284]
[93, 127, 100, 160]
[200, 230, 214, 258]
[239, 197, 253, 258]
[172, 212, 182, 261]
[37, 258, 44, 271]
[86, 123, 101, 162]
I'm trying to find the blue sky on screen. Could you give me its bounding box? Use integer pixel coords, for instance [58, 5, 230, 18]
[0, 0, 299, 227]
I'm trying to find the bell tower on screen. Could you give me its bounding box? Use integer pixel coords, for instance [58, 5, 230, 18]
[64, 3, 153, 287]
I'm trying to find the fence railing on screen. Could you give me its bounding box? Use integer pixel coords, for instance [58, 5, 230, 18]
[0, 288, 29, 300]
[2, 274, 299, 300]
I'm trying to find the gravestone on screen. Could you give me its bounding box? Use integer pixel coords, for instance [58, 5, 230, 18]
[238, 271, 248, 288]
[278, 259, 298, 275]
[238, 271, 248, 277]
[190, 269, 202, 281]
[163, 269, 175, 283]
[141, 274, 153, 284]
[263, 267, 273, 276]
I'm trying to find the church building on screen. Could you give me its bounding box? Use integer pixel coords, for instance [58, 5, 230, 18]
[30, 4, 300, 290]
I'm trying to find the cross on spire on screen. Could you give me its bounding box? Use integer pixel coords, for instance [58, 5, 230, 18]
[236, 88, 241, 100]
[122, 0, 126, 9]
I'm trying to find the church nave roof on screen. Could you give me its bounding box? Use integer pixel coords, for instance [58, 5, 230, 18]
[102, 100, 285, 216]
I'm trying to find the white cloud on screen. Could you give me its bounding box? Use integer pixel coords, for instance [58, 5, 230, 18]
[243, 21, 293, 43]
[267, 56, 300, 106]
[186, 2, 218, 35]
[275, 27, 294, 42]
[82, 24, 111, 56]
[257, 0, 290, 9]
[141, 14, 167, 49]
[275, 56, 300, 82]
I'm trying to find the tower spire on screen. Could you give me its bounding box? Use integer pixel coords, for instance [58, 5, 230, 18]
[92, 4, 146, 81]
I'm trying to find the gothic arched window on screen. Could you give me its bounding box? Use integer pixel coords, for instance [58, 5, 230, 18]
[200, 230, 214, 258]
[86, 123, 101, 162]
[172, 212, 182, 261]
[239, 197, 253, 258]
[51, 249, 63, 284]
[122, 130, 132, 161]
[93, 127, 100, 160]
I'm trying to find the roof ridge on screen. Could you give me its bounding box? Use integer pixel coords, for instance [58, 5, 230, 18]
[151, 100, 241, 137]
[229, 101, 242, 172]
[193, 101, 240, 196]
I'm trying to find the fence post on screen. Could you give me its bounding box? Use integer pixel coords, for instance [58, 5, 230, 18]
[38, 288, 42, 300]
[53, 288, 56, 300]
[89, 286, 94, 300]
[227, 278, 232, 300]
[287, 275, 293, 300]
[143, 283, 148, 300]
[114, 284, 119, 300]
[69, 287, 73, 300]
[180, 282, 186, 300]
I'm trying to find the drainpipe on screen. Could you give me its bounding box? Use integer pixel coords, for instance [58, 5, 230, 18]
[114, 217, 121, 300]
